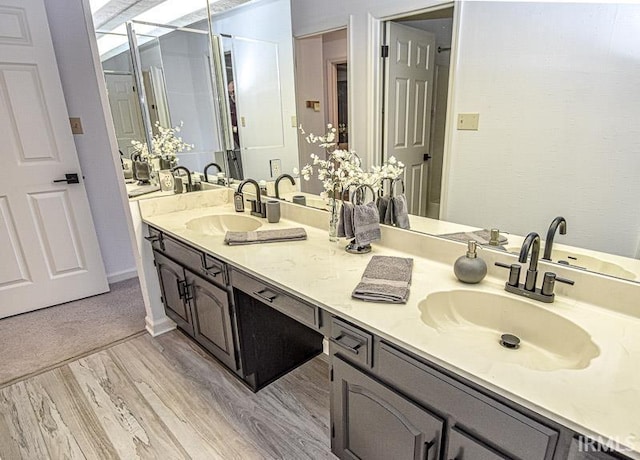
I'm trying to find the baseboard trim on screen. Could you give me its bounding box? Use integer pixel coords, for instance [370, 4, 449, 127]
[145, 315, 176, 337]
[107, 268, 139, 284]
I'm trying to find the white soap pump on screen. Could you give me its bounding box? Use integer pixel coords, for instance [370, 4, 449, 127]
[454, 240, 487, 284]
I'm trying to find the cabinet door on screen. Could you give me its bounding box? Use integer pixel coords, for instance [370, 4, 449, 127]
[155, 251, 192, 335]
[332, 357, 443, 460]
[446, 427, 509, 460]
[185, 271, 238, 371]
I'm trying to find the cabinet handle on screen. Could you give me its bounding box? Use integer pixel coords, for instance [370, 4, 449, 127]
[253, 288, 277, 303]
[145, 234, 164, 250]
[203, 266, 222, 277]
[424, 440, 434, 460]
[329, 335, 361, 355]
[176, 279, 185, 299]
[183, 282, 194, 302]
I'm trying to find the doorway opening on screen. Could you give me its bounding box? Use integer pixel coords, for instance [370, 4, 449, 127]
[382, 6, 454, 219]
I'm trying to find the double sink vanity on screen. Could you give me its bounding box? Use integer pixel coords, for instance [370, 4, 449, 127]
[134, 187, 640, 460]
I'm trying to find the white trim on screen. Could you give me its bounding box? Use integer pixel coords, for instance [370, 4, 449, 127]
[107, 268, 138, 284]
[367, 14, 383, 169]
[437, 1, 462, 220]
[145, 315, 177, 337]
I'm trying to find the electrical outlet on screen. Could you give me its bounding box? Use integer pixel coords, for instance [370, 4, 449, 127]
[270, 159, 282, 177]
[69, 117, 83, 134]
[457, 113, 479, 130]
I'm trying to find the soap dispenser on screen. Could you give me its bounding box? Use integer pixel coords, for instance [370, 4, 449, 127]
[454, 240, 487, 284]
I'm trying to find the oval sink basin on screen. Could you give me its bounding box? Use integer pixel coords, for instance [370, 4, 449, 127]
[504, 246, 636, 280]
[419, 290, 599, 371]
[186, 214, 263, 234]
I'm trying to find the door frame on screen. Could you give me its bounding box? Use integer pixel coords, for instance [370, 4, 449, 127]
[370, 1, 460, 220]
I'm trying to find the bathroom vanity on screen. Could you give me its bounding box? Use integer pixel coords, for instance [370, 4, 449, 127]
[136, 189, 639, 460]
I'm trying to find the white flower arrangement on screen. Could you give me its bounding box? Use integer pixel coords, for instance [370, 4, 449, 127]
[299, 124, 404, 199]
[131, 121, 194, 162]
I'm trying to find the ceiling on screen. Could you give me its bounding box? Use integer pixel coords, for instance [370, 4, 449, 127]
[90, 0, 250, 59]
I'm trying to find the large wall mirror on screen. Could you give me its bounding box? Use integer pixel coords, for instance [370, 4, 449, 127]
[92, 0, 640, 284]
[289, 0, 640, 284]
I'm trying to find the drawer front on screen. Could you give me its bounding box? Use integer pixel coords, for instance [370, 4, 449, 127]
[447, 427, 509, 460]
[146, 226, 164, 251]
[161, 234, 204, 273]
[231, 269, 319, 330]
[202, 254, 227, 286]
[330, 317, 373, 368]
[376, 341, 558, 460]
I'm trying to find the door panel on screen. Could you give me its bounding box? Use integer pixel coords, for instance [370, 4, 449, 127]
[384, 22, 436, 217]
[154, 252, 192, 335]
[105, 73, 145, 155]
[332, 357, 443, 460]
[0, 0, 107, 318]
[186, 271, 237, 370]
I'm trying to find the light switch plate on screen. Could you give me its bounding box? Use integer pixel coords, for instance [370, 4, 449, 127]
[457, 113, 479, 130]
[69, 117, 83, 134]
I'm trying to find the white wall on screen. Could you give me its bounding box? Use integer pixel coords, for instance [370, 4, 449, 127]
[45, 0, 137, 282]
[292, 0, 640, 257]
[211, 0, 299, 180]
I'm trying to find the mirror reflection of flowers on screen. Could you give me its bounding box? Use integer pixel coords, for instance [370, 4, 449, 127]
[299, 124, 404, 199]
[131, 121, 194, 163]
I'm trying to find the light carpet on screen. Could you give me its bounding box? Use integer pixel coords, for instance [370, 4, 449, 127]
[0, 278, 146, 387]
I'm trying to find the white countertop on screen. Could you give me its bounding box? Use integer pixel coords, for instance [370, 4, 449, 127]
[139, 195, 640, 457]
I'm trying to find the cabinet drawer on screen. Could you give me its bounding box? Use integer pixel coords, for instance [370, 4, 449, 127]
[447, 427, 509, 460]
[202, 254, 227, 286]
[376, 341, 558, 460]
[231, 269, 319, 330]
[161, 233, 204, 273]
[330, 317, 373, 368]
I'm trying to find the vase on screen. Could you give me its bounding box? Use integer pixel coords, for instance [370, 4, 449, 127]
[328, 198, 340, 242]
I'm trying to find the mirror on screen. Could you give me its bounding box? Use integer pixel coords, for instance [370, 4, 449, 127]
[287, 1, 640, 282]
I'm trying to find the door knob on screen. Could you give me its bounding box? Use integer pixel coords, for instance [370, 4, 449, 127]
[53, 173, 80, 184]
[423, 153, 432, 161]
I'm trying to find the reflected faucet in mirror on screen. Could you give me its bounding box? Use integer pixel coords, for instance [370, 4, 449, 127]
[172, 166, 192, 193]
[203, 163, 223, 183]
[543, 217, 567, 261]
[275, 174, 295, 199]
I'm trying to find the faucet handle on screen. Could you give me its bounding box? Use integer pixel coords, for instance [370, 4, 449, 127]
[495, 262, 521, 287]
[541, 272, 575, 296]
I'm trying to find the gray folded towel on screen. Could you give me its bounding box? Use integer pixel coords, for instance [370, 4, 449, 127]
[391, 194, 410, 229]
[354, 202, 381, 246]
[377, 195, 392, 224]
[224, 228, 307, 245]
[352, 255, 413, 303]
[338, 201, 355, 239]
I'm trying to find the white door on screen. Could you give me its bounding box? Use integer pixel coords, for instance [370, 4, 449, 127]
[384, 22, 435, 217]
[105, 73, 145, 156]
[0, 0, 108, 318]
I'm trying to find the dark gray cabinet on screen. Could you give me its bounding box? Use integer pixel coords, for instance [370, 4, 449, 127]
[185, 270, 238, 371]
[155, 251, 194, 335]
[331, 356, 443, 460]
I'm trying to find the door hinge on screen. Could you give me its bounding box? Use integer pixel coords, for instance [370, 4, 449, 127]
[160, 296, 164, 304]
[153, 259, 156, 267]
[381, 45, 389, 58]
[330, 366, 334, 382]
[331, 423, 335, 438]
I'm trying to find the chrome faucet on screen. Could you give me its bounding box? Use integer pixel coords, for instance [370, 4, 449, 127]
[238, 179, 265, 217]
[203, 163, 223, 183]
[172, 166, 192, 192]
[274, 174, 295, 199]
[542, 216, 566, 261]
[495, 231, 574, 303]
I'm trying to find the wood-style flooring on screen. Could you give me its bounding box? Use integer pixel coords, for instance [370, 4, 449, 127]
[0, 330, 335, 459]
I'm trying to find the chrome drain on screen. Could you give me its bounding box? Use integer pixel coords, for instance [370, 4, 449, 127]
[500, 333, 520, 349]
